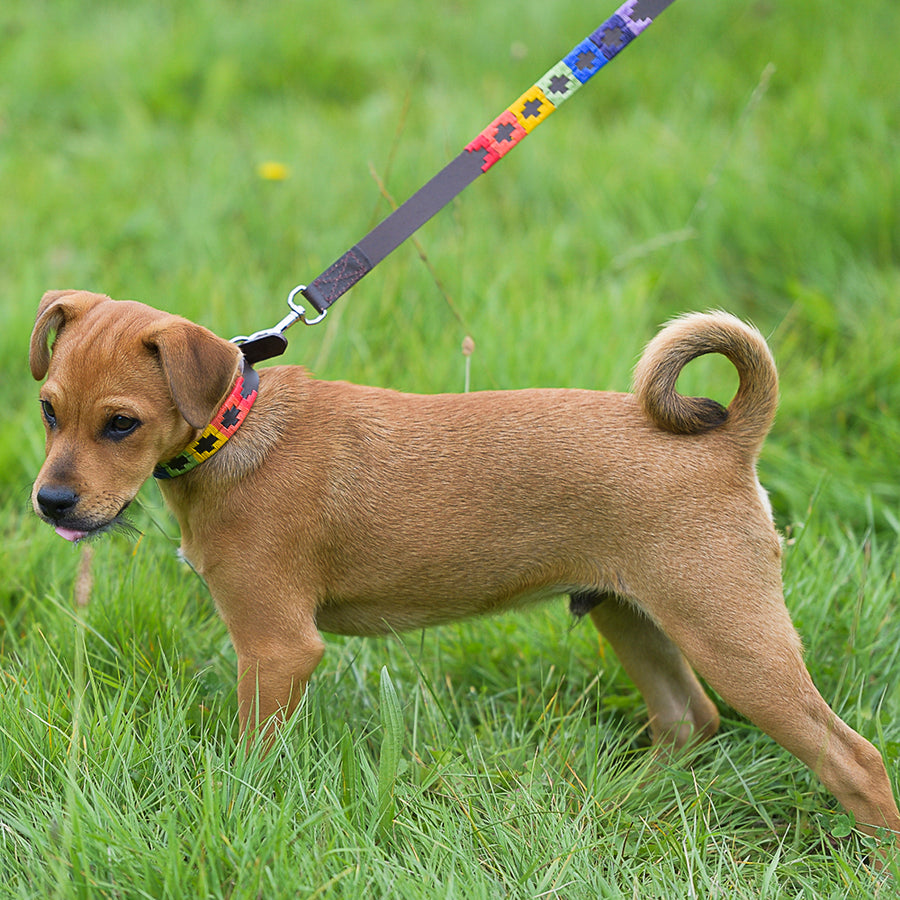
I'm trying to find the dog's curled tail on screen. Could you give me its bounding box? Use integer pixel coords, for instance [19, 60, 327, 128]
[633, 311, 778, 457]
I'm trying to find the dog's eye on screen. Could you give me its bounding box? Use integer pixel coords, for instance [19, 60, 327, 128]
[40, 399, 57, 427]
[105, 415, 140, 439]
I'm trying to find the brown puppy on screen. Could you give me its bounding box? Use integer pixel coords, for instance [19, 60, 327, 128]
[30, 289, 900, 840]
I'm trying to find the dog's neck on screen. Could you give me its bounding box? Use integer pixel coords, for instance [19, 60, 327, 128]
[153, 360, 259, 480]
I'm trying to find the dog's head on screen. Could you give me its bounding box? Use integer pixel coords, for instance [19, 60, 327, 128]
[30, 290, 242, 541]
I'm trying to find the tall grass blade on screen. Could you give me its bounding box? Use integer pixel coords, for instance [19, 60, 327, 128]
[374, 666, 403, 840]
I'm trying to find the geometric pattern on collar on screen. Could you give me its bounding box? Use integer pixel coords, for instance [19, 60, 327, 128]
[153, 361, 259, 480]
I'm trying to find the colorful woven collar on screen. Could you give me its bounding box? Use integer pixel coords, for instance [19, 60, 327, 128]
[153, 361, 260, 480]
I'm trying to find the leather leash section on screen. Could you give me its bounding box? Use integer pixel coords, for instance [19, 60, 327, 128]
[237, 0, 678, 364]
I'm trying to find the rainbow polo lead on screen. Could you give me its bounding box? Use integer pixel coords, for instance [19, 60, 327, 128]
[236, 0, 679, 364]
[468, 0, 669, 171]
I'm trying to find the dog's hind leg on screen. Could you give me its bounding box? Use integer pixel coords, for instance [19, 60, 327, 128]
[643, 571, 900, 840]
[580, 592, 720, 750]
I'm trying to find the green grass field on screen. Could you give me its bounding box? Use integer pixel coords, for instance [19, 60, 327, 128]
[2, 0, 900, 895]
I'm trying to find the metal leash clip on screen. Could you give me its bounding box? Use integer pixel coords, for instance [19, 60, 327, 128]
[231, 285, 328, 364]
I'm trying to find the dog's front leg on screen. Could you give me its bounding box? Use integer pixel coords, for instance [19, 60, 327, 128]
[232, 620, 325, 748]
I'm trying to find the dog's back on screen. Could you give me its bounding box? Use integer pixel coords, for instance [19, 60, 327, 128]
[242, 312, 780, 636]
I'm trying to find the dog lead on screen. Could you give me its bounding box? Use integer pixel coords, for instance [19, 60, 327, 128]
[234, 0, 678, 364]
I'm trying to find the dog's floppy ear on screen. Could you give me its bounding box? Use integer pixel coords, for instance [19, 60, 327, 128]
[30, 290, 109, 380]
[146, 320, 242, 430]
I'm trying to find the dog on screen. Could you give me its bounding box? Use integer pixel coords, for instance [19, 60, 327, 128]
[30, 289, 900, 842]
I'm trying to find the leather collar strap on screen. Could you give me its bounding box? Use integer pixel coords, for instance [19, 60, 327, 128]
[153, 361, 260, 480]
[238, 0, 676, 364]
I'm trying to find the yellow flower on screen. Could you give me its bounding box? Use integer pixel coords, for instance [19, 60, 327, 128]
[257, 161, 290, 181]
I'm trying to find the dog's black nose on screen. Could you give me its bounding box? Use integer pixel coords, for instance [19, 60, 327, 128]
[36, 485, 79, 521]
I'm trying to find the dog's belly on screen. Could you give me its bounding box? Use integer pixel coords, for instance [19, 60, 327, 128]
[310, 508, 624, 637]
[313, 581, 583, 637]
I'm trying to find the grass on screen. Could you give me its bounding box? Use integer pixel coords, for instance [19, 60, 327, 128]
[1, 0, 900, 895]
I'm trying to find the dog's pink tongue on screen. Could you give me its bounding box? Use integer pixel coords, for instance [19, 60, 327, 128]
[55, 527, 88, 543]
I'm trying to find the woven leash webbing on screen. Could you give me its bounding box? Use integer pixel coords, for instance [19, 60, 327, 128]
[302, 0, 677, 314]
[237, 0, 677, 363]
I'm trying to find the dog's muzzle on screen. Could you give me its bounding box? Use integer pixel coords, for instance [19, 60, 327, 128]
[34, 484, 131, 543]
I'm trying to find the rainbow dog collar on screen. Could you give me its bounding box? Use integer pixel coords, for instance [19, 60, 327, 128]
[153, 362, 259, 480]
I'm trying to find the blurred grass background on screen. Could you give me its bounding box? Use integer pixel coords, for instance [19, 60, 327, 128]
[1, 0, 899, 896]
